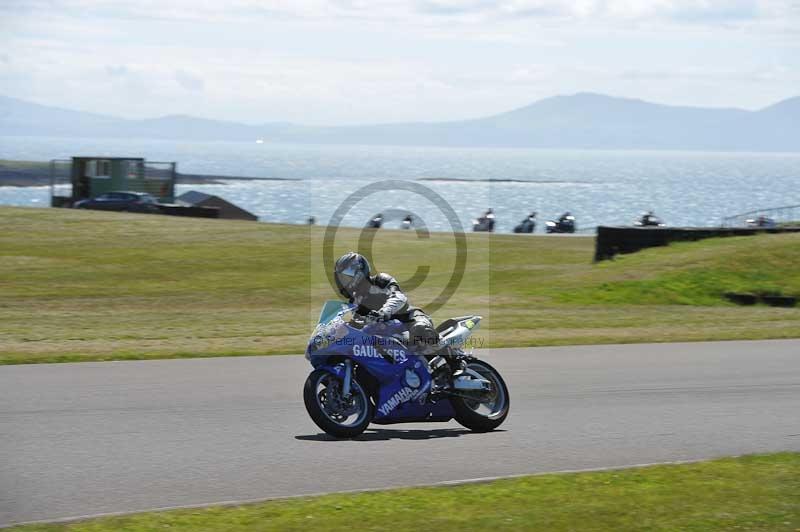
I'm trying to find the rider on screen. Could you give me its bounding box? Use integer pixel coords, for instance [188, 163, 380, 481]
[521, 211, 537, 231]
[334, 252, 441, 358]
[478, 208, 496, 232]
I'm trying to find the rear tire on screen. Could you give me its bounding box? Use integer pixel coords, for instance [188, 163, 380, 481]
[303, 369, 373, 438]
[451, 360, 510, 433]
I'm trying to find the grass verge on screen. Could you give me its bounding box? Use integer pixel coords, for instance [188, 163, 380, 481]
[1, 206, 799, 364]
[9, 453, 800, 531]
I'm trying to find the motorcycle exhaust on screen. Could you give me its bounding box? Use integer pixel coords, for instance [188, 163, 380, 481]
[453, 375, 491, 391]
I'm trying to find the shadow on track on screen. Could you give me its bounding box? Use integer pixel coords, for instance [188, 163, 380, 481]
[296, 427, 501, 441]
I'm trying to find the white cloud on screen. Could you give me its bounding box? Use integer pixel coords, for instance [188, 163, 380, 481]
[174, 69, 205, 92]
[620, 64, 800, 83]
[105, 65, 128, 77]
[3, 0, 797, 25]
[1, 0, 798, 123]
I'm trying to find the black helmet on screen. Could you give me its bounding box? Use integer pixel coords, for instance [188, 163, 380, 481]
[334, 252, 371, 299]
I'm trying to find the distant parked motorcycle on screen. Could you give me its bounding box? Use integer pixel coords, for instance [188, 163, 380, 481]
[545, 213, 576, 234]
[634, 211, 665, 227]
[473, 208, 496, 232]
[303, 301, 510, 438]
[746, 216, 776, 228]
[367, 213, 383, 229]
[514, 212, 537, 234]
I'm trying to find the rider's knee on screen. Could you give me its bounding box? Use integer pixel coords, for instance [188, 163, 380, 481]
[409, 318, 440, 355]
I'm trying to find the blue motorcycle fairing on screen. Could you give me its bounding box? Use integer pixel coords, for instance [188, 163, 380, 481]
[307, 305, 454, 422]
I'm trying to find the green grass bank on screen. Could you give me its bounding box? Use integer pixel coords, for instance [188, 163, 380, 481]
[1, 206, 799, 364]
[9, 453, 800, 531]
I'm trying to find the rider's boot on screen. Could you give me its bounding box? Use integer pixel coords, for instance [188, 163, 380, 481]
[428, 345, 464, 392]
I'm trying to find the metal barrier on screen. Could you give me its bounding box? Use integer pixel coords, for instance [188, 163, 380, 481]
[142, 161, 177, 201]
[49, 159, 73, 207]
[722, 205, 800, 227]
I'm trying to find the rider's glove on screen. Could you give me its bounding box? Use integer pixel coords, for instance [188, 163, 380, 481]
[368, 309, 390, 322]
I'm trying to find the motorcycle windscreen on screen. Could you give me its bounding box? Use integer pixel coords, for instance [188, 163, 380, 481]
[317, 300, 351, 325]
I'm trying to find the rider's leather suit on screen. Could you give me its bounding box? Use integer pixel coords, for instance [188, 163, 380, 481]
[348, 273, 441, 356]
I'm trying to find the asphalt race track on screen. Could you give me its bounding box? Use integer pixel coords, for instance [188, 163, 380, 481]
[2, 340, 800, 526]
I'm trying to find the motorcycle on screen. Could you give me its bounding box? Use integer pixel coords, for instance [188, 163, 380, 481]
[634, 213, 665, 227]
[545, 215, 576, 233]
[746, 216, 776, 228]
[514, 215, 536, 234]
[303, 300, 510, 438]
[472, 218, 495, 232]
[472, 212, 496, 232]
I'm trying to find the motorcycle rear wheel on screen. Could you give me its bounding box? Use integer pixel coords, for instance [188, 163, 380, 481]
[303, 369, 373, 438]
[451, 360, 510, 432]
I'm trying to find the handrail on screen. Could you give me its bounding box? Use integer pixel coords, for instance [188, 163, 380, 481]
[721, 204, 800, 227]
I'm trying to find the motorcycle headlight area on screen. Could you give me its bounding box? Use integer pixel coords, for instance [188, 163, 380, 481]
[310, 318, 349, 349]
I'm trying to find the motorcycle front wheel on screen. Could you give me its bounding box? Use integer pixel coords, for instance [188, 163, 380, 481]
[303, 369, 373, 438]
[451, 360, 510, 433]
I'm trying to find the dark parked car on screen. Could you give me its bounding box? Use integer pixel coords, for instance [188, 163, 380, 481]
[73, 192, 160, 213]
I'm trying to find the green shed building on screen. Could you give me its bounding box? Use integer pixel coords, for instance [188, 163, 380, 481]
[50, 157, 177, 207]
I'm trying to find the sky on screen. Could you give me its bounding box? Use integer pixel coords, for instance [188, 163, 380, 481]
[1, 0, 799, 125]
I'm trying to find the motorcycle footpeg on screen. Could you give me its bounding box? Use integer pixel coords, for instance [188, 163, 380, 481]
[429, 355, 448, 371]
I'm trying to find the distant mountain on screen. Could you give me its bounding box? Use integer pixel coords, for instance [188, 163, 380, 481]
[0, 95, 122, 138]
[1, 92, 799, 152]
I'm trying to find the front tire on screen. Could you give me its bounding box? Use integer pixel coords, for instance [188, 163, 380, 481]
[303, 368, 373, 438]
[451, 359, 510, 432]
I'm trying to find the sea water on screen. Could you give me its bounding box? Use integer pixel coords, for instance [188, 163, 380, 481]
[1, 136, 798, 232]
